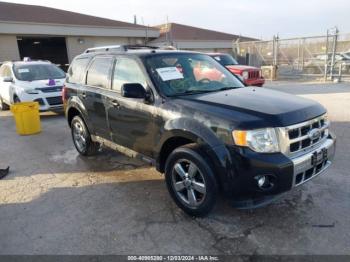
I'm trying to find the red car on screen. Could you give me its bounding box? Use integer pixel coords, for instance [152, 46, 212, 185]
[208, 53, 265, 87]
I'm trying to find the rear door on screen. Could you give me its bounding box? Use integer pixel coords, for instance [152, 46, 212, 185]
[106, 56, 156, 156]
[83, 56, 114, 139]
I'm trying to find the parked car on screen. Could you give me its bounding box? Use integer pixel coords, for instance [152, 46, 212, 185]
[207, 53, 265, 87]
[0, 60, 66, 111]
[64, 45, 336, 216]
[303, 53, 350, 74]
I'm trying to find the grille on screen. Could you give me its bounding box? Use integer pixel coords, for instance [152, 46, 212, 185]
[46, 96, 63, 106]
[284, 115, 329, 154]
[35, 86, 63, 93]
[248, 70, 260, 79]
[295, 159, 329, 186]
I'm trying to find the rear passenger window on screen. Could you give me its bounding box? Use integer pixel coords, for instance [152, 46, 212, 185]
[67, 58, 90, 84]
[86, 57, 113, 89]
[112, 58, 147, 93]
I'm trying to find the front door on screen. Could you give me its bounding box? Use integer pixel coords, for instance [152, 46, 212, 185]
[106, 57, 156, 157]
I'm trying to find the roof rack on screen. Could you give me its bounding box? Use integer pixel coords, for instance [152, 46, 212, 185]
[84, 45, 160, 53]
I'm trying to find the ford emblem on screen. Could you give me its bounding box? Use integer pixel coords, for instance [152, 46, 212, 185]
[308, 128, 321, 140]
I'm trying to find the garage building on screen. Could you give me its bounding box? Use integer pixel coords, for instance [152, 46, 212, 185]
[0, 2, 159, 70]
[149, 23, 257, 53]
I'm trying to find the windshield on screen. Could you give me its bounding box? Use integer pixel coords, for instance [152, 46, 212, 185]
[13, 64, 66, 81]
[145, 53, 244, 97]
[343, 52, 350, 60]
[211, 54, 238, 66]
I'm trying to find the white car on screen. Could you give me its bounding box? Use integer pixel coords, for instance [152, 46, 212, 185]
[0, 60, 66, 111]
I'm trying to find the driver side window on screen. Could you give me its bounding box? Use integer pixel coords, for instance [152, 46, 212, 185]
[112, 58, 147, 93]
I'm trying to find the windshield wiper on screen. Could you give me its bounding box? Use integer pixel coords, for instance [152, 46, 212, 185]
[169, 90, 215, 97]
[216, 87, 239, 91]
[169, 87, 240, 97]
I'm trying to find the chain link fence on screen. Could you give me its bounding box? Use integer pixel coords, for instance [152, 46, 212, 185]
[233, 29, 350, 81]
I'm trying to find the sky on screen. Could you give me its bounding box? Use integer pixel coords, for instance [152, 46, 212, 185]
[2, 0, 350, 39]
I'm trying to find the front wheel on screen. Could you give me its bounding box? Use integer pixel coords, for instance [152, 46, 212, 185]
[165, 144, 218, 217]
[71, 115, 99, 156]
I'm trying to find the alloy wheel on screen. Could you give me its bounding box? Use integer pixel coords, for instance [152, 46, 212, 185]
[72, 121, 87, 152]
[171, 159, 207, 207]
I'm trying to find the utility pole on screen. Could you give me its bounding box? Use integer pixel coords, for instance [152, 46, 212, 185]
[330, 27, 339, 80]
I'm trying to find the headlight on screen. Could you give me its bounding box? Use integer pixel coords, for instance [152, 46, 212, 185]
[232, 128, 280, 153]
[25, 89, 39, 94]
[242, 71, 249, 80]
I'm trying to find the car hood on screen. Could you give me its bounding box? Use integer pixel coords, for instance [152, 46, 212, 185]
[17, 78, 65, 89]
[177, 87, 326, 128]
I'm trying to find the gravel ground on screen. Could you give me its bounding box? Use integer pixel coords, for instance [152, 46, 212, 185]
[0, 81, 349, 255]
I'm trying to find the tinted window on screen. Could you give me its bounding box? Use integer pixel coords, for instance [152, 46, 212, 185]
[67, 58, 90, 84]
[13, 64, 65, 81]
[112, 58, 147, 93]
[86, 57, 113, 89]
[212, 54, 238, 66]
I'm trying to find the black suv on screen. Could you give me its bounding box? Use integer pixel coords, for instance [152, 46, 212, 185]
[64, 45, 336, 216]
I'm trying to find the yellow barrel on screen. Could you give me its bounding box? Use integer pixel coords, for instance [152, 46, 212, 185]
[10, 102, 41, 135]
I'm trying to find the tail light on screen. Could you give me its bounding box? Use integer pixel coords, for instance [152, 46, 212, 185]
[62, 85, 67, 103]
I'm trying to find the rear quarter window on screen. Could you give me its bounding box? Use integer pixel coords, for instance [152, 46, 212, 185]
[67, 58, 90, 84]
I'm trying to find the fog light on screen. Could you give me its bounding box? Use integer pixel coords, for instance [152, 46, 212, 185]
[257, 176, 266, 188]
[255, 175, 274, 190]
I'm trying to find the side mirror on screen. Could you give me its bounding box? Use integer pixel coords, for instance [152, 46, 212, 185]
[121, 83, 146, 99]
[3, 76, 13, 83]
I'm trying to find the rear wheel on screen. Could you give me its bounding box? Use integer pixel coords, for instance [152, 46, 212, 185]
[0, 96, 9, 111]
[165, 144, 218, 217]
[71, 115, 99, 156]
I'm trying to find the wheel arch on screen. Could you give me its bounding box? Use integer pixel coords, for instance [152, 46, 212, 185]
[155, 118, 235, 190]
[65, 96, 95, 135]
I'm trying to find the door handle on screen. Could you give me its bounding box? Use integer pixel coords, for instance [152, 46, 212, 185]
[81, 92, 86, 99]
[111, 100, 120, 108]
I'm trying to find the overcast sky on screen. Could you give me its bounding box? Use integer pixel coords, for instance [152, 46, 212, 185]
[2, 0, 350, 39]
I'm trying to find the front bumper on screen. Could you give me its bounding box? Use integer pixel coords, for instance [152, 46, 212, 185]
[18, 92, 63, 111]
[244, 77, 265, 87]
[224, 134, 336, 207]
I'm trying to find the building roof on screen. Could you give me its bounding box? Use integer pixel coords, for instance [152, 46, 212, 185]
[154, 23, 257, 42]
[0, 1, 151, 29]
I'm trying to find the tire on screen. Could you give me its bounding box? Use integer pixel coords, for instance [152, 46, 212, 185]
[165, 144, 218, 217]
[71, 115, 99, 156]
[0, 96, 9, 111]
[13, 96, 21, 103]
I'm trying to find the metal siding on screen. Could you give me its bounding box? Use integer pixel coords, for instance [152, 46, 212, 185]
[0, 35, 20, 61]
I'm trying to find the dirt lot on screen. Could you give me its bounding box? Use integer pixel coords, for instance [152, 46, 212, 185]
[0, 82, 349, 255]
